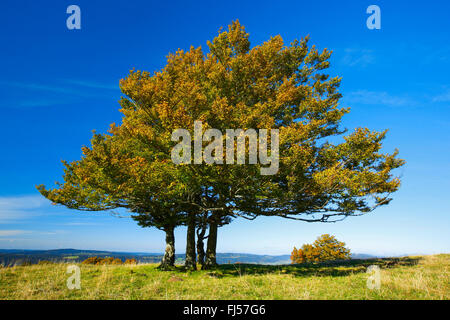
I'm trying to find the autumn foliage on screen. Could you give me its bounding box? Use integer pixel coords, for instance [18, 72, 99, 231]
[82, 257, 123, 265]
[124, 258, 138, 265]
[291, 234, 351, 263]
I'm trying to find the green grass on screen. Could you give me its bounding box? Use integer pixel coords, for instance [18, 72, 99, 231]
[0, 254, 448, 300]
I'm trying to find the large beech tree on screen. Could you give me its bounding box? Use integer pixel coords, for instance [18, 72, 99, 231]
[38, 21, 404, 270]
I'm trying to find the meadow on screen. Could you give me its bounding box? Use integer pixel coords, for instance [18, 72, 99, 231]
[0, 254, 448, 300]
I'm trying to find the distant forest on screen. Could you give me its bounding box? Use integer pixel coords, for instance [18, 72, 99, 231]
[0, 249, 376, 266]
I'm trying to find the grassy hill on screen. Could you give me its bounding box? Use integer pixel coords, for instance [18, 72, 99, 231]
[0, 254, 448, 300]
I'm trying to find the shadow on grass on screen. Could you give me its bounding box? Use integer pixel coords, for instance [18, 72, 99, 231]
[197, 256, 423, 278]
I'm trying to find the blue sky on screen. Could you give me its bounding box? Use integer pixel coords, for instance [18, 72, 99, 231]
[0, 0, 449, 256]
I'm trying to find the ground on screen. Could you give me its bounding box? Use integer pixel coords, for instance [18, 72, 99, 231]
[0, 254, 448, 300]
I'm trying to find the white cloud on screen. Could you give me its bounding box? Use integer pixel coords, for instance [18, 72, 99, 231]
[0, 230, 30, 237]
[0, 195, 48, 210]
[345, 90, 414, 107]
[0, 79, 119, 108]
[0, 195, 50, 223]
[62, 79, 118, 90]
[432, 89, 450, 102]
[62, 222, 99, 226]
[340, 48, 375, 68]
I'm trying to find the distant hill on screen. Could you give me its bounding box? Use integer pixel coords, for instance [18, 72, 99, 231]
[351, 253, 378, 259]
[0, 249, 377, 266]
[0, 249, 163, 266]
[215, 253, 292, 265]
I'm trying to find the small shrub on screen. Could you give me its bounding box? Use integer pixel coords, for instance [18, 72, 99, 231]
[82, 256, 103, 265]
[82, 256, 123, 265]
[124, 258, 137, 265]
[100, 257, 114, 265]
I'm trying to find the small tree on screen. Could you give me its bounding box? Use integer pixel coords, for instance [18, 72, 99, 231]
[291, 234, 351, 263]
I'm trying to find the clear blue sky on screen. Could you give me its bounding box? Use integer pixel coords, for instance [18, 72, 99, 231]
[0, 0, 449, 256]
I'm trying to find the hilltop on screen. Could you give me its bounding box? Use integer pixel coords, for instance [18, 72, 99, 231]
[0, 254, 448, 300]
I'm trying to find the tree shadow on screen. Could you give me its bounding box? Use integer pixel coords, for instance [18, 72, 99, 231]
[205, 256, 422, 278]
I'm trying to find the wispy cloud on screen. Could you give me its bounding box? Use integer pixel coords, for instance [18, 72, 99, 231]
[62, 79, 118, 90]
[345, 90, 415, 107]
[0, 230, 30, 237]
[0, 81, 81, 95]
[62, 222, 99, 226]
[0, 78, 120, 108]
[422, 47, 450, 65]
[0, 195, 48, 210]
[1, 79, 119, 94]
[339, 48, 375, 68]
[15, 99, 75, 108]
[432, 89, 450, 102]
[0, 229, 65, 240]
[0, 195, 50, 223]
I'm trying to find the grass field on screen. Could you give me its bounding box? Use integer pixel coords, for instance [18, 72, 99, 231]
[0, 254, 448, 300]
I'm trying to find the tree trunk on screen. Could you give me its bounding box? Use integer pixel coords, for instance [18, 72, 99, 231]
[184, 211, 197, 270]
[196, 226, 206, 266]
[159, 226, 175, 270]
[203, 220, 218, 269]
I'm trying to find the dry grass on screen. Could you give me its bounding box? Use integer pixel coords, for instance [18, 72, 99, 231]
[0, 254, 448, 300]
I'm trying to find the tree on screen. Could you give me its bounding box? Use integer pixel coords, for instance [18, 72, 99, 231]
[38, 20, 404, 271]
[291, 234, 351, 263]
